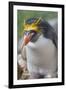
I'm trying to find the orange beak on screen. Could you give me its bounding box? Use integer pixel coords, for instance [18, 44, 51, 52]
[23, 35, 31, 45]
[21, 33, 33, 49]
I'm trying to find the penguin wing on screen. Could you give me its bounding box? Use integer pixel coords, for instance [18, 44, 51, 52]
[45, 27, 57, 48]
[40, 20, 57, 48]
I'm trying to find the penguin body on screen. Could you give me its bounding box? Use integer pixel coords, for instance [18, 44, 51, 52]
[25, 35, 57, 78]
[20, 18, 58, 79]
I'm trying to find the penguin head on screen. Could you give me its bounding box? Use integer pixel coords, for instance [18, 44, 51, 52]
[21, 17, 57, 48]
[23, 18, 42, 45]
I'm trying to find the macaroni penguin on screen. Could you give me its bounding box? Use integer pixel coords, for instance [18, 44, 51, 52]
[20, 18, 58, 79]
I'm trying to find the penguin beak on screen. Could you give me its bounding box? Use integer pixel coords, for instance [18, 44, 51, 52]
[23, 34, 31, 45]
[21, 35, 30, 50]
[21, 32, 34, 49]
[24, 31, 36, 45]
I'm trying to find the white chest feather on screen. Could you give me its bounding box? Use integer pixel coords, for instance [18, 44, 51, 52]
[26, 35, 57, 75]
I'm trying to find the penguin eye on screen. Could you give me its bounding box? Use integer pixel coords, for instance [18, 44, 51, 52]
[24, 31, 32, 35]
[24, 30, 37, 36]
[24, 31, 27, 35]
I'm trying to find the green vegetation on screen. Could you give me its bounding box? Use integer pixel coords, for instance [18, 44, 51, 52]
[17, 10, 58, 39]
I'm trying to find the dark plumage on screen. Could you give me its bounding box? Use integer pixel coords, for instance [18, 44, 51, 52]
[38, 19, 57, 48]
